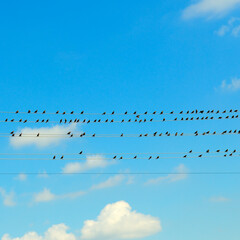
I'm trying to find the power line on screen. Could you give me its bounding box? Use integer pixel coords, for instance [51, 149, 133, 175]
[1, 109, 239, 116]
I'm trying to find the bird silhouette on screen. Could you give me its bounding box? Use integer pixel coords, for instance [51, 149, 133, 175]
[206, 149, 210, 153]
[70, 134, 73, 137]
[121, 119, 124, 123]
[186, 118, 189, 120]
[153, 111, 156, 114]
[190, 117, 194, 120]
[233, 150, 236, 153]
[213, 131, 216, 134]
[5, 119, 8, 122]
[226, 116, 229, 119]
[159, 133, 162, 136]
[170, 111, 174, 114]
[200, 110, 204, 114]
[125, 111, 128, 114]
[150, 118, 153, 122]
[224, 154, 227, 157]
[191, 110, 194, 114]
[189, 150, 192, 153]
[41, 119, 44, 123]
[180, 111, 183, 114]
[128, 119, 131, 122]
[134, 156, 137, 159]
[11, 119, 14, 122]
[63, 112, 66, 115]
[139, 119, 142, 123]
[19, 119, 22, 122]
[160, 111, 163, 114]
[61, 156, 64, 159]
[136, 115, 140, 118]
[112, 111, 115, 115]
[174, 118, 177, 121]
[113, 156, 116, 159]
[53, 156, 56, 160]
[98, 119, 101, 122]
[19, 133, 22, 137]
[180, 133, 184, 136]
[186, 111, 189, 114]
[234, 110, 238, 112]
[71, 111, 74, 114]
[148, 156, 152, 160]
[198, 154, 202, 158]
[119, 156, 123, 159]
[34, 110, 38, 113]
[60, 119, 62, 123]
[144, 134, 148, 137]
[139, 134, 142, 137]
[94, 119, 97, 122]
[230, 109, 233, 112]
[183, 155, 187, 158]
[216, 110, 219, 113]
[225, 149, 228, 152]
[175, 132, 178, 136]
[16, 110, 19, 113]
[28, 110, 31, 113]
[144, 111, 147, 114]
[37, 133, 40, 137]
[216, 150, 220, 152]
[133, 111, 137, 114]
[153, 132, 157, 136]
[163, 118, 165, 121]
[92, 134, 96, 137]
[79, 151, 83, 154]
[102, 112, 106, 115]
[10, 131, 14, 134]
[105, 119, 108, 122]
[24, 120, 27, 123]
[121, 133, 123, 137]
[67, 132, 71, 135]
[56, 111, 59, 114]
[87, 120, 91, 123]
[156, 156, 159, 159]
[42, 110, 46, 114]
[69, 120, 72, 123]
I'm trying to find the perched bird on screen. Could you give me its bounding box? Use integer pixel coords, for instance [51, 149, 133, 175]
[200, 110, 204, 114]
[5, 119, 8, 122]
[213, 131, 216, 135]
[230, 109, 233, 112]
[159, 133, 162, 136]
[160, 111, 163, 114]
[234, 110, 238, 112]
[83, 119, 86, 123]
[205, 117, 208, 119]
[56, 111, 59, 114]
[19, 133, 22, 137]
[102, 112, 106, 115]
[183, 155, 187, 158]
[181, 118, 184, 120]
[19, 119, 22, 122]
[94, 119, 97, 122]
[125, 111, 128, 115]
[139, 119, 142, 123]
[121, 119, 124, 123]
[81, 111, 84, 114]
[174, 118, 177, 121]
[24, 120, 27, 123]
[180, 133, 184, 136]
[156, 156, 159, 159]
[37, 133, 40, 137]
[216, 150, 220, 152]
[139, 134, 142, 137]
[63, 112, 66, 115]
[42, 110, 46, 114]
[186, 111, 189, 114]
[206, 131, 210, 134]
[34, 110, 38, 113]
[60, 119, 62, 123]
[163, 118, 165, 121]
[175, 132, 178, 136]
[87, 120, 91, 123]
[10, 131, 14, 134]
[180, 111, 183, 114]
[41, 119, 44, 123]
[225, 149, 228, 152]
[92, 134, 96, 137]
[153, 132, 157, 136]
[226, 116, 229, 119]
[119, 156, 123, 160]
[144, 119, 147, 122]
[113, 156, 117, 159]
[165, 131, 169, 135]
[233, 150, 236, 153]
[36, 119, 39, 123]
[53, 156, 56, 160]
[134, 156, 137, 159]
[216, 110, 219, 113]
[167, 133, 170, 136]
[148, 156, 152, 160]
[11, 133, 15, 137]
[120, 133, 123, 137]
[61, 156, 64, 159]
[134, 119, 138, 122]
[153, 111, 156, 114]
[144, 134, 148, 137]
[218, 117, 222, 119]
[224, 154, 227, 157]
[222, 131, 227, 134]
[191, 110, 194, 114]
[229, 130, 232, 133]
[70, 134, 73, 137]
[70, 111, 74, 114]
[206, 149, 210, 153]
[170, 111, 174, 114]
[186, 118, 189, 121]
[136, 115, 140, 118]
[16, 110, 19, 113]
[128, 119, 131, 122]
[79, 151, 83, 154]
[150, 118, 153, 122]
[98, 119, 101, 122]
[144, 111, 147, 114]
[112, 111, 115, 115]
[67, 132, 71, 135]
[133, 111, 137, 114]
[190, 117, 194, 120]
[210, 117, 214, 119]
[28, 110, 31, 113]
[198, 154, 202, 158]
[229, 153, 233, 157]
[189, 150, 192, 153]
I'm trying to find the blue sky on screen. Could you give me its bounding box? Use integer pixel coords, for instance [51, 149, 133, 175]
[1, 0, 240, 239]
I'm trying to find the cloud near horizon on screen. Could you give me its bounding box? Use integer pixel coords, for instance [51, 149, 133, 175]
[182, 0, 240, 19]
[10, 123, 77, 148]
[218, 78, 240, 92]
[2, 201, 161, 240]
[0, 187, 16, 207]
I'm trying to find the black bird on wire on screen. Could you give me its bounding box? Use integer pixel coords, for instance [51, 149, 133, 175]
[37, 133, 40, 137]
[19, 133, 22, 137]
[34, 110, 38, 113]
[56, 111, 59, 114]
[125, 111, 128, 114]
[63, 112, 66, 115]
[134, 156, 137, 159]
[79, 151, 83, 154]
[156, 156, 159, 159]
[61, 156, 64, 159]
[112, 111, 115, 115]
[28, 110, 31, 113]
[206, 149, 210, 153]
[183, 155, 187, 158]
[53, 156, 56, 160]
[81, 111, 84, 114]
[148, 156, 152, 160]
[113, 156, 116, 159]
[24, 120, 27, 123]
[198, 154, 202, 158]
[71, 111, 74, 114]
[189, 150, 192, 153]
[216, 150, 220, 152]
[16, 110, 19, 113]
[43, 110, 46, 114]
[10, 131, 14, 134]
[121, 133, 123, 137]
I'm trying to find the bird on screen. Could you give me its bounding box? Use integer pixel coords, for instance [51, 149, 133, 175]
[191, 110, 194, 114]
[216, 150, 220, 152]
[98, 119, 101, 122]
[128, 119, 131, 122]
[190, 117, 194, 120]
[229, 153, 233, 157]
[175, 132, 178, 136]
[5, 119, 8, 122]
[144, 134, 148, 137]
[218, 117, 222, 119]
[60, 119, 62, 123]
[181, 118, 184, 120]
[180, 133, 184, 136]
[102, 112, 106, 115]
[92, 134, 96, 137]
[160, 111, 163, 114]
[163, 118, 165, 121]
[222, 131, 227, 134]
[61, 156, 64, 159]
[206, 131, 210, 134]
[159, 133, 162, 136]
[134, 119, 138, 122]
[233, 150, 236, 153]
[125, 111, 128, 115]
[11, 133, 15, 137]
[19, 133, 22, 137]
[206, 149, 210, 153]
[174, 118, 177, 121]
[205, 117, 208, 120]
[69, 120, 72, 123]
[226, 116, 229, 119]
[56, 111, 59, 114]
[67, 132, 71, 135]
[133, 111, 137, 114]
[79, 151, 83, 154]
[144, 111, 147, 114]
[230, 109, 233, 112]
[19, 119, 22, 122]
[170, 111, 174, 114]
[148, 156, 152, 160]
[198, 154, 202, 158]
[134, 156, 137, 159]
[200, 110, 204, 113]
[229, 130, 232, 133]
[139, 134, 142, 137]
[112, 111, 115, 115]
[224, 154, 227, 157]
[144, 119, 147, 122]
[153, 132, 157, 136]
[42, 110, 46, 114]
[10, 131, 14, 134]
[180, 111, 183, 114]
[234, 110, 238, 112]
[150, 118, 153, 122]
[63, 112, 66, 115]
[24, 120, 27, 123]
[34, 110, 38, 113]
[139, 119, 142, 123]
[81, 111, 84, 114]
[41, 119, 44, 123]
[70, 111, 74, 114]
[183, 155, 187, 158]
[53, 156, 56, 160]
[28, 110, 31, 113]
[225, 149, 228, 152]
[83, 119, 86, 123]
[87, 120, 91, 123]
[120, 133, 123, 137]
[189, 150, 192, 153]
[119, 156, 123, 160]
[136, 115, 140, 118]
[153, 111, 156, 114]
[186, 111, 189, 114]
[37, 133, 40, 137]
[16, 110, 19, 113]
[156, 156, 159, 159]
[165, 131, 169, 135]
[213, 131, 216, 135]
[186, 118, 189, 121]
[113, 156, 117, 159]
[94, 119, 97, 122]
[70, 134, 73, 137]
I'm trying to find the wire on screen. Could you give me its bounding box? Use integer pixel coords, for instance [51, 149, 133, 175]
[0, 115, 239, 124]
[0, 172, 240, 175]
[1, 109, 239, 116]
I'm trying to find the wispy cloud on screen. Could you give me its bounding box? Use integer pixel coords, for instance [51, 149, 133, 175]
[10, 123, 77, 148]
[33, 188, 85, 203]
[0, 187, 16, 207]
[216, 17, 240, 36]
[210, 196, 231, 202]
[15, 173, 27, 181]
[182, 0, 240, 19]
[218, 78, 240, 92]
[62, 155, 113, 174]
[91, 175, 125, 190]
[145, 164, 188, 185]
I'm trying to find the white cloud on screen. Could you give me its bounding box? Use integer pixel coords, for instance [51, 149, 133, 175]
[15, 173, 27, 181]
[145, 164, 188, 185]
[80, 201, 161, 239]
[33, 188, 85, 203]
[182, 0, 240, 19]
[10, 124, 77, 148]
[0, 187, 16, 207]
[91, 175, 125, 190]
[216, 17, 240, 36]
[62, 155, 113, 174]
[2, 224, 76, 240]
[219, 78, 240, 92]
[210, 196, 231, 202]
